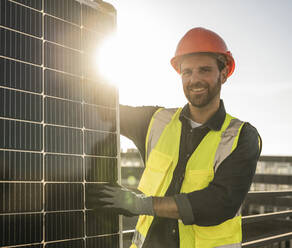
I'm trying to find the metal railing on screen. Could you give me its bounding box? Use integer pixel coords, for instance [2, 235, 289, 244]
[243, 232, 292, 248]
[239, 156, 292, 247]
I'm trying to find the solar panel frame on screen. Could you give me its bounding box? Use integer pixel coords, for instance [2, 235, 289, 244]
[0, 0, 120, 247]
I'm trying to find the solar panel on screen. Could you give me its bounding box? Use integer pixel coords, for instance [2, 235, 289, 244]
[0, 0, 120, 247]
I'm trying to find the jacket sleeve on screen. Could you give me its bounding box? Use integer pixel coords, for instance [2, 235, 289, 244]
[174, 123, 262, 226]
[119, 104, 160, 163]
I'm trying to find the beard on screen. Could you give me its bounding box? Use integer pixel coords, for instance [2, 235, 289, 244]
[184, 76, 222, 108]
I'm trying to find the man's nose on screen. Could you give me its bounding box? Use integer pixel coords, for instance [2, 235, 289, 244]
[190, 70, 200, 83]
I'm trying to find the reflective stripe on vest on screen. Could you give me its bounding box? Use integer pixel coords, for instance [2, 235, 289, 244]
[215, 243, 242, 248]
[146, 108, 178, 161]
[214, 118, 244, 173]
[133, 108, 244, 248]
[132, 229, 145, 248]
[214, 118, 244, 218]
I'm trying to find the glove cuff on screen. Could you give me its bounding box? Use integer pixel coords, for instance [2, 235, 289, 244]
[138, 196, 155, 216]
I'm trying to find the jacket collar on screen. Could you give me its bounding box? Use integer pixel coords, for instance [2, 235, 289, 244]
[179, 100, 226, 131]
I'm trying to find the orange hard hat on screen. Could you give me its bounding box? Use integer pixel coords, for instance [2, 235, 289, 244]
[171, 27, 235, 77]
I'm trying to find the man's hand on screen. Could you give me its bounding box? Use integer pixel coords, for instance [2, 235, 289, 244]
[86, 183, 154, 217]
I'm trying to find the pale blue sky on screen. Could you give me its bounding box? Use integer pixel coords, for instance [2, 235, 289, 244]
[105, 0, 292, 156]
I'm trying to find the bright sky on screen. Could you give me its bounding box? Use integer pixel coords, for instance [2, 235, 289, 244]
[102, 0, 292, 156]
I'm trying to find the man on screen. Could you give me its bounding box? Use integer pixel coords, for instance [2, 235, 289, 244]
[87, 27, 262, 247]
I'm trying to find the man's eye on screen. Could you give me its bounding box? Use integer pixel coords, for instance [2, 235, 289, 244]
[200, 67, 211, 72]
[182, 70, 191, 76]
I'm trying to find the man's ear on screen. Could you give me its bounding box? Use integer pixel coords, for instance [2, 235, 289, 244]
[220, 66, 229, 84]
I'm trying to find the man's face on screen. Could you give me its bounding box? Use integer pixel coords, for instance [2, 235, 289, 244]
[180, 53, 227, 108]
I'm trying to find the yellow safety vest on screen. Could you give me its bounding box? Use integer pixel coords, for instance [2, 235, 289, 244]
[130, 107, 245, 248]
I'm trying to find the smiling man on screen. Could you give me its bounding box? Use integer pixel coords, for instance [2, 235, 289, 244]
[180, 52, 227, 124]
[87, 27, 262, 248]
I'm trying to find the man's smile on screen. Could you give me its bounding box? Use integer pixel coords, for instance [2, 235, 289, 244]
[189, 87, 207, 93]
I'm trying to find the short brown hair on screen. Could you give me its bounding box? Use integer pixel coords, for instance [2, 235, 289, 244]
[178, 52, 227, 73]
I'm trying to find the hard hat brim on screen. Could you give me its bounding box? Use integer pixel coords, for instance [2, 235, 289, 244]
[170, 51, 235, 78]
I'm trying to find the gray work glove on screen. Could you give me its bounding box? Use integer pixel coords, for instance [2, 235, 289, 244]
[86, 183, 154, 217]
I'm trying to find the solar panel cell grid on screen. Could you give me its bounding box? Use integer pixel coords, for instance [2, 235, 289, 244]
[0, 88, 43, 122]
[0, 1, 42, 37]
[82, 4, 114, 33]
[82, 29, 103, 54]
[45, 154, 83, 182]
[45, 239, 84, 248]
[44, 125, 83, 154]
[85, 156, 117, 182]
[45, 211, 84, 241]
[83, 79, 117, 107]
[0, 27, 42, 65]
[0, 182, 43, 213]
[0, 0, 118, 247]
[44, 69, 82, 101]
[44, 0, 81, 26]
[14, 245, 43, 248]
[86, 210, 119, 236]
[13, 0, 43, 11]
[84, 104, 116, 131]
[0, 57, 43, 93]
[84, 130, 117, 157]
[44, 97, 83, 127]
[45, 183, 84, 211]
[44, 15, 81, 50]
[44, 42, 82, 76]
[0, 213, 43, 246]
[0, 151, 43, 181]
[0, 119, 43, 151]
[13, 245, 43, 248]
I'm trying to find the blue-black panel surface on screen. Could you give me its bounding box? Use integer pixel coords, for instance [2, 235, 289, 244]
[0, 57, 43, 93]
[0, 0, 118, 247]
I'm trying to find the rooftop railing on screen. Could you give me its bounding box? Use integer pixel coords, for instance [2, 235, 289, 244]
[242, 156, 292, 247]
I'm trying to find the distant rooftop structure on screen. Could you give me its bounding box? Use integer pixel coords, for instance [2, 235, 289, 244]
[121, 149, 143, 167]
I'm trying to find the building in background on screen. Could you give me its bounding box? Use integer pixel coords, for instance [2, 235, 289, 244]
[248, 157, 292, 215]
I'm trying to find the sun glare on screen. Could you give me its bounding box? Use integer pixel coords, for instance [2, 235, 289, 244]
[95, 32, 153, 90]
[95, 34, 122, 86]
[94, 21, 181, 106]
